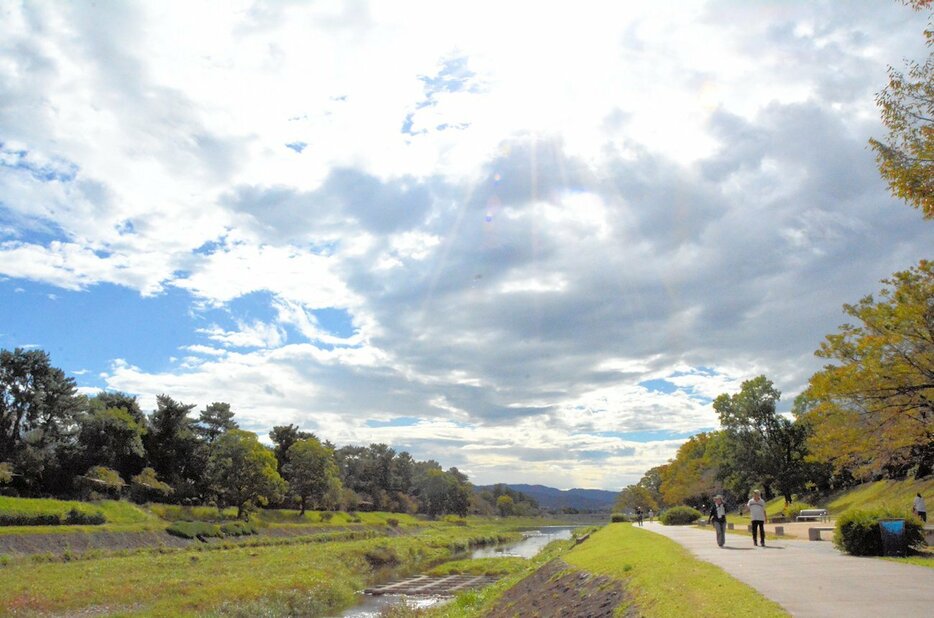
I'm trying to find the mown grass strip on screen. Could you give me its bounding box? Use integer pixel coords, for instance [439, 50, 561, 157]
[0, 496, 154, 526]
[563, 523, 788, 617]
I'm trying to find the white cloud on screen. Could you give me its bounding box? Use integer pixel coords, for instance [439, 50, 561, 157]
[1, 0, 931, 488]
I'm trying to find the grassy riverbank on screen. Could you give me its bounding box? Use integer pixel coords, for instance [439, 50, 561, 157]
[0, 520, 521, 616]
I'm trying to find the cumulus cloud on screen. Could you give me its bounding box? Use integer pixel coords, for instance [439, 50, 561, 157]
[1, 1, 930, 488]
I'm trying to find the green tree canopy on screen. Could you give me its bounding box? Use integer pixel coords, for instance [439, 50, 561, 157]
[714, 375, 812, 502]
[282, 437, 341, 515]
[800, 261, 934, 479]
[78, 407, 146, 479]
[206, 429, 286, 519]
[615, 484, 659, 514]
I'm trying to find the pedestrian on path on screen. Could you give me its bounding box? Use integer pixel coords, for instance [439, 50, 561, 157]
[708, 494, 727, 547]
[912, 493, 926, 522]
[635, 507, 644, 526]
[747, 489, 767, 547]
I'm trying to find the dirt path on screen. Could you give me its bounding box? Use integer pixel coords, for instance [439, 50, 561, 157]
[642, 522, 934, 617]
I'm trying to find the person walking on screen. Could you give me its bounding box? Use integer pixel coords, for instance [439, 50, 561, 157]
[913, 493, 927, 522]
[708, 494, 727, 547]
[635, 507, 644, 526]
[747, 489, 767, 547]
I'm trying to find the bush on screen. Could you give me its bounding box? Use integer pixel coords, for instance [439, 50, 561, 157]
[610, 513, 629, 523]
[319, 511, 334, 522]
[782, 501, 815, 520]
[63, 508, 106, 525]
[833, 508, 926, 556]
[219, 521, 258, 537]
[660, 506, 702, 526]
[386, 518, 400, 527]
[0, 513, 61, 526]
[166, 521, 223, 540]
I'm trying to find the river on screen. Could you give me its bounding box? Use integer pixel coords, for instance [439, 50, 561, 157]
[337, 526, 579, 617]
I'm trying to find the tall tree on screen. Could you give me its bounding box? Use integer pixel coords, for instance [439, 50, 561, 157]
[0, 348, 86, 493]
[77, 406, 146, 480]
[658, 432, 721, 507]
[869, 0, 934, 218]
[269, 424, 315, 474]
[615, 484, 659, 514]
[91, 391, 145, 425]
[195, 402, 238, 445]
[801, 261, 934, 479]
[282, 437, 341, 515]
[206, 429, 286, 519]
[144, 395, 201, 499]
[714, 376, 811, 502]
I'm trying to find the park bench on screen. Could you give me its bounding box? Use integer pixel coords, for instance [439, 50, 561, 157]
[808, 526, 834, 541]
[797, 509, 829, 522]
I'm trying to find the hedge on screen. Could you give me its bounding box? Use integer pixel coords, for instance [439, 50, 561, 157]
[833, 508, 925, 556]
[0, 508, 105, 527]
[660, 506, 703, 525]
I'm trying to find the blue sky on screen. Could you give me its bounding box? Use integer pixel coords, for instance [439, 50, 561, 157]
[0, 1, 931, 489]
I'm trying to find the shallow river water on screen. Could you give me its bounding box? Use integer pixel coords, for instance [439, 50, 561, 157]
[336, 526, 578, 617]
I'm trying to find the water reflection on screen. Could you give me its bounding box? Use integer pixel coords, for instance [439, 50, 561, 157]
[338, 594, 445, 617]
[470, 525, 576, 559]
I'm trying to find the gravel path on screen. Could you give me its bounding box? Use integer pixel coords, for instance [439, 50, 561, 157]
[641, 521, 934, 617]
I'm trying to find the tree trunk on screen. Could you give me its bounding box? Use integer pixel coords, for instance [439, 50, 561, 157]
[299, 496, 306, 516]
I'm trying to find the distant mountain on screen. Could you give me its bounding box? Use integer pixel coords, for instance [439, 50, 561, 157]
[477, 483, 618, 512]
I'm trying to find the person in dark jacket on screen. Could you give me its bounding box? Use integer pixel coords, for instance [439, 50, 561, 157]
[708, 494, 727, 547]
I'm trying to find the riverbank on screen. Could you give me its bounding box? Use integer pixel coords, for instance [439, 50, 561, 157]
[0, 520, 523, 616]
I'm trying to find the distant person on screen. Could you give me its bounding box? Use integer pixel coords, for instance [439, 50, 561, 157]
[913, 493, 927, 522]
[648, 508, 654, 522]
[635, 507, 644, 526]
[747, 490, 767, 547]
[708, 494, 727, 547]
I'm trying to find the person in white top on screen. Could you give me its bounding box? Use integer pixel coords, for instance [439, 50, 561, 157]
[746, 489, 767, 547]
[913, 493, 927, 522]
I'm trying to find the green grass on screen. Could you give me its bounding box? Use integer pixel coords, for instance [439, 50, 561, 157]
[0, 521, 517, 616]
[426, 557, 528, 576]
[563, 523, 788, 617]
[825, 478, 934, 516]
[0, 496, 155, 526]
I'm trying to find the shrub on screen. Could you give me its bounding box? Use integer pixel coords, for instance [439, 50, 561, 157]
[660, 506, 702, 526]
[782, 501, 814, 520]
[319, 511, 334, 522]
[63, 508, 105, 525]
[363, 545, 400, 567]
[0, 513, 61, 526]
[610, 513, 630, 523]
[833, 508, 925, 556]
[387, 518, 400, 527]
[219, 521, 258, 537]
[166, 521, 223, 540]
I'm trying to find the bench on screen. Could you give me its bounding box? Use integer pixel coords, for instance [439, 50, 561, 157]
[808, 527, 834, 541]
[797, 509, 829, 522]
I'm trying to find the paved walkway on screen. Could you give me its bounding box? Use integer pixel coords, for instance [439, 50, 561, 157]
[640, 522, 934, 617]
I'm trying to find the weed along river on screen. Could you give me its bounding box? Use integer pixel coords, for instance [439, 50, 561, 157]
[336, 526, 580, 617]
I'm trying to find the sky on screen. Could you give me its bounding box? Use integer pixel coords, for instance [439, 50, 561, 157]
[0, 1, 931, 490]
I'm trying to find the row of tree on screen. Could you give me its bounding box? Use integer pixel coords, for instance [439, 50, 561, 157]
[0, 352, 538, 518]
[618, 260, 932, 513]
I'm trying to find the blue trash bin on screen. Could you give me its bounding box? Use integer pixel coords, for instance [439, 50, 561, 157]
[879, 519, 907, 557]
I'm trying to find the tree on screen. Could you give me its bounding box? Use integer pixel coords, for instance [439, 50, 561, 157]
[78, 406, 146, 480]
[801, 261, 934, 479]
[282, 437, 341, 515]
[195, 402, 238, 445]
[658, 433, 722, 507]
[615, 484, 659, 514]
[269, 424, 315, 474]
[496, 494, 515, 516]
[869, 0, 934, 218]
[206, 429, 286, 519]
[144, 395, 201, 499]
[91, 391, 145, 425]
[0, 461, 12, 485]
[0, 348, 86, 494]
[714, 376, 811, 502]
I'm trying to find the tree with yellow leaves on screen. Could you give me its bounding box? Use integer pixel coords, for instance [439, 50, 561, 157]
[869, 0, 934, 217]
[799, 261, 933, 479]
